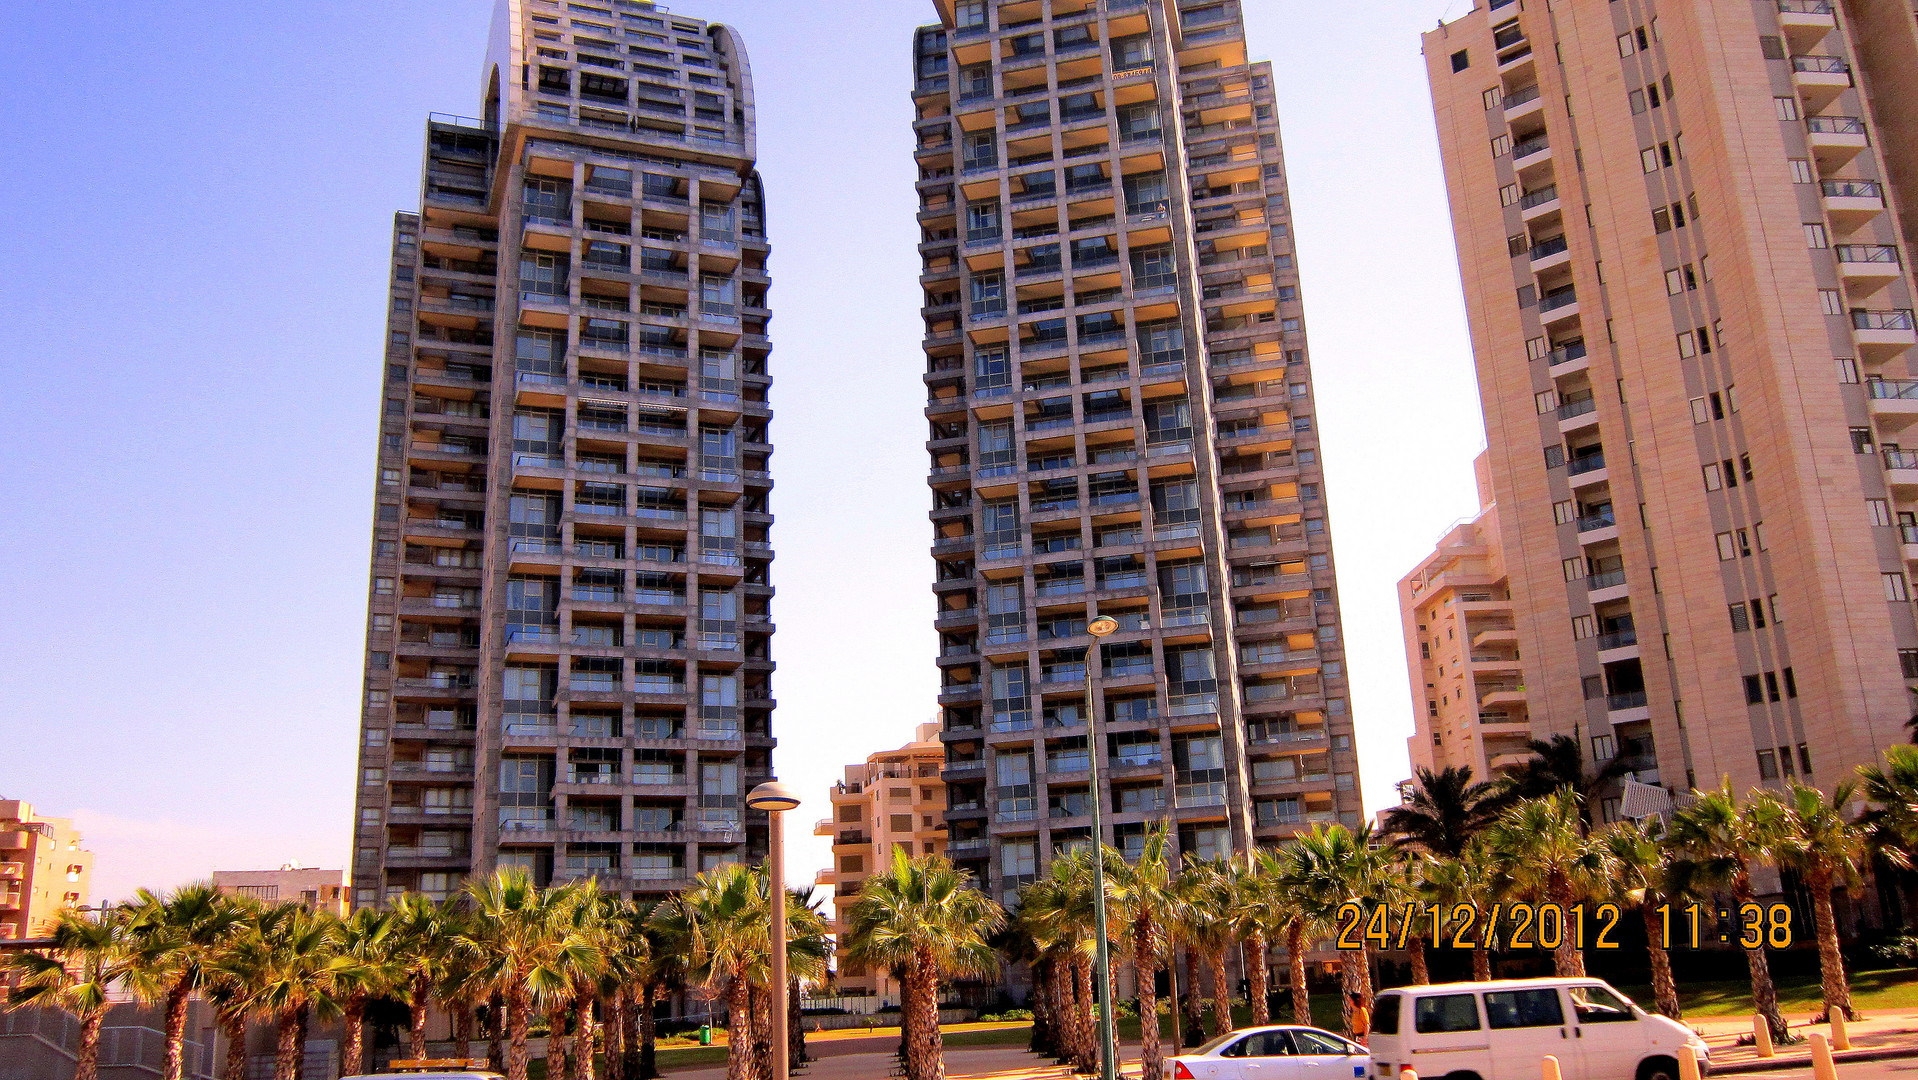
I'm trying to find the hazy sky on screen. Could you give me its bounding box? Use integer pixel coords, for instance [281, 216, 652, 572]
[0, 0, 1487, 902]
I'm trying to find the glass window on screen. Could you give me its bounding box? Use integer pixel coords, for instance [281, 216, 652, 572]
[1414, 994, 1482, 1033]
[1291, 1031, 1356, 1056]
[1372, 994, 1401, 1035]
[1568, 985, 1637, 1023]
[1485, 989, 1565, 1029]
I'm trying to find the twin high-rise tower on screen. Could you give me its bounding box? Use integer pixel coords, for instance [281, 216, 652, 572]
[913, 0, 1365, 902]
[351, 0, 1369, 901]
[352, 0, 774, 902]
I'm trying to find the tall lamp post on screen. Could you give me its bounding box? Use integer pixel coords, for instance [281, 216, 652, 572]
[1084, 614, 1119, 1080]
[747, 780, 802, 1080]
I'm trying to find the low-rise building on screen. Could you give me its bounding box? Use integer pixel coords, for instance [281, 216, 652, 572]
[813, 724, 946, 1002]
[0, 799, 93, 940]
[211, 867, 352, 916]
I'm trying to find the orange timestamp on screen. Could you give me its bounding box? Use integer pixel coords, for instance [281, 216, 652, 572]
[1331, 901, 1796, 952]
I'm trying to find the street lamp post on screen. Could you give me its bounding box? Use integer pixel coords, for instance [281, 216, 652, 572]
[747, 780, 802, 1080]
[1084, 614, 1119, 1080]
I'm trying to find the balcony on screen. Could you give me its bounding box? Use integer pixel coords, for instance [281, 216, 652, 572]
[1547, 339, 1589, 373]
[1605, 690, 1650, 724]
[1836, 245, 1901, 291]
[1478, 682, 1527, 709]
[1503, 83, 1543, 122]
[1806, 116, 1868, 169]
[1852, 309, 1916, 357]
[1587, 569, 1629, 603]
[1869, 379, 1918, 431]
[1596, 628, 1640, 661]
[1575, 508, 1617, 542]
[1529, 234, 1570, 273]
[1777, 0, 1837, 52]
[1511, 134, 1552, 172]
[1884, 448, 1918, 494]
[1539, 285, 1580, 326]
[1557, 395, 1599, 432]
[1822, 178, 1886, 228]
[1790, 55, 1851, 111]
[1567, 452, 1607, 485]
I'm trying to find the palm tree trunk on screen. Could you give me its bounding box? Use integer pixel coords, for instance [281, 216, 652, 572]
[1072, 952, 1098, 1074]
[1247, 931, 1271, 1025]
[573, 987, 597, 1080]
[725, 975, 753, 1080]
[622, 986, 645, 1080]
[75, 1005, 104, 1080]
[295, 1004, 311, 1077]
[1339, 952, 1366, 1036]
[637, 982, 659, 1080]
[222, 1009, 248, 1080]
[341, 998, 367, 1079]
[275, 1011, 303, 1080]
[1640, 902, 1681, 1019]
[1285, 922, 1311, 1026]
[1549, 878, 1585, 976]
[1181, 949, 1205, 1044]
[1048, 959, 1075, 1063]
[1736, 872, 1790, 1042]
[749, 980, 773, 1080]
[605, 992, 625, 1080]
[913, 950, 946, 1080]
[455, 1002, 477, 1062]
[490, 991, 508, 1075]
[1810, 867, 1857, 1021]
[1408, 936, 1430, 985]
[507, 985, 534, 1080]
[1204, 944, 1231, 1037]
[163, 981, 192, 1080]
[1029, 959, 1053, 1057]
[1135, 920, 1163, 1080]
[547, 1002, 572, 1080]
[1472, 940, 1491, 981]
[789, 976, 807, 1066]
[411, 977, 433, 1062]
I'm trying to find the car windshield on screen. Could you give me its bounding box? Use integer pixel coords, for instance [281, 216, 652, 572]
[1194, 1031, 1248, 1055]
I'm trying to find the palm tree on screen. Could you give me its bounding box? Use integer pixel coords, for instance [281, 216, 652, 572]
[1016, 855, 1098, 1073]
[846, 849, 1004, 1080]
[1857, 745, 1918, 921]
[1378, 854, 1429, 985]
[216, 903, 345, 1080]
[1775, 781, 1870, 1021]
[125, 882, 249, 1080]
[4, 907, 142, 1080]
[1597, 818, 1684, 1018]
[1177, 857, 1242, 1038]
[1486, 791, 1606, 976]
[1108, 826, 1179, 1080]
[1382, 766, 1502, 858]
[1500, 734, 1630, 828]
[1668, 783, 1792, 1043]
[1289, 824, 1387, 1035]
[327, 907, 402, 1077]
[461, 869, 601, 1080]
[1264, 844, 1334, 1025]
[1420, 839, 1501, 981]
[388, 892, 462, 1062]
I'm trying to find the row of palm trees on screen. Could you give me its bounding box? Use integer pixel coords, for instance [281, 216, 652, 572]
[4, 864, 827, 1080]
[15, 741, 1918, 1080]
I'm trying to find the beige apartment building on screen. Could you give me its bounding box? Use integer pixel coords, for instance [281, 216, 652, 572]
[916, 0, 1363, 907]
[211, 867, 353, 917]
[352, 0, 775, 903]
[0, 800, 92, 940]
[813, 724, 947, 1000]
[1399, 453, 1533, 782]
[1422, 0, 1918, 804]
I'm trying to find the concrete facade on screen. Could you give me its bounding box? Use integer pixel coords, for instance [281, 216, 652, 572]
[0, 799, 92, 940]
[916, 0, 1364, 910]
[351, 0, 775, 904]
[210, 867, 352, 917]
[1422, 0, 1918, 811]
[812, 724, 948, 1001]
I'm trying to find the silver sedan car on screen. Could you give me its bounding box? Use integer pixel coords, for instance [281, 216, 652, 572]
[1170, 1025, 1370, 1080]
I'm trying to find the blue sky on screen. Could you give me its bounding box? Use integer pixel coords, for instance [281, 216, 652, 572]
[0, 0, 1486, 901]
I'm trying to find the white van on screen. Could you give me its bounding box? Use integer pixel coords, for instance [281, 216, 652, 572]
[1367, 979, 1707, 1080]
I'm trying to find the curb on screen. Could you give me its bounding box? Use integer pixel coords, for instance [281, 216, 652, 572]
[1714, 1045, 1918, 1074]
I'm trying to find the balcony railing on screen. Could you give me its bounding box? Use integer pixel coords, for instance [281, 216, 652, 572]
[1504, 84, 1542, 109]
[1779, 0, 1834, 12]
[1530, 235, 1569, 261]
[1792, 55, 1850, 75]
[1547, 340, 1588, 366]
[1512, 135, 1550, 159]
[1854, 309, 1916, 331]
[1567, 453, 1606, 475]
[1595, 628, 1638, 650]
[1807, 115, 1867, 135]
[1576, 509, 1616, 531]
[1519, 184, 1559, 210]
[1837, 245, 1899, 266]
[1540, 286, 1579, 313]
[1557, 397, 1597, 419]
[1884, 449, 1918, 470]
[1606, 690, 1649, 711]
[1869, 379, 1918, 400]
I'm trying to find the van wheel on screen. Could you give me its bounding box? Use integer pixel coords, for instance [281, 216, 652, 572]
[1440, 1071, 1485, 1080]
[1638, 1056, 1680, 1080]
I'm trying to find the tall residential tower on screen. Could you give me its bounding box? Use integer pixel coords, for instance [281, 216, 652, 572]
[1423, 0, 1918, 804]
[352, 0, 775, 903]
[915, 0, 1363, 906]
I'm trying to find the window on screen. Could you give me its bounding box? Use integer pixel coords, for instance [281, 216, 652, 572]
[1703, 462, 1724, 491]
[1805, 223, 1830, 249]
[1568, 985, 1638, 1024]
[1592, 733, 1617, 761]
[1822, 289, 1846, 316]
[1871, 499, 1894, 526]
[1839, 357, 1861, 383]
[1888, 572, 1910, 602]
[1486, 989, 1566, 1029]
[1775, 96, 1801, 121]
[1716, 532, 1738, 561]
[1901, 649, 1918, 679]
[1745, 675, 1765, 705]
[1730, 602, 1751, 631]
[1451, 49, 1470, 72]
[1666, 265, 1696, 294]
[1415, 995, 1481, 1034]
[1853, 428, 1876, 454]
[1790, 159, 1815, 184]
[1757, 749, 1779, 779]
[1572, 615, 1595, 639]
[1491, 134, 1513, 157]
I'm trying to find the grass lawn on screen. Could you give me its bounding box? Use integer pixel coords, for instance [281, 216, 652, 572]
[1612, 966, 1918, 1017]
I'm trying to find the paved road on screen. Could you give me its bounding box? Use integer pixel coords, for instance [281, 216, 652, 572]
[1726, 1062, 1918, 1080]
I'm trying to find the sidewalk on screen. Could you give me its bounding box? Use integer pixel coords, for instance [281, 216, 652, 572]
[1689, 1008, 1918, 1073]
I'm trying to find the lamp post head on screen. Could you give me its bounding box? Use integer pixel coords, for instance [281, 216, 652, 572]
[1087, 615, 1119, 638]
[746, 780, 802, 812]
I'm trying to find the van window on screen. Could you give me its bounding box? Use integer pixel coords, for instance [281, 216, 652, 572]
[1569, 985, 1637, 1023]
[1415, 993, 1482, 1033]
[1485, 988, 1565, 1028]
[1372, 993, 1401, 1035]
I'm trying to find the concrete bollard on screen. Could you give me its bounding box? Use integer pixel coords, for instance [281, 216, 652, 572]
[1811, 1033, 1837, 1080]
[1542, 1056, 1562, 1080]
[1678, 1044, 1703, 1080]
[1831, 1011, 1851, 1051]
[1753, 1014, 1775, 1058]
[1399, 1068, 1417, 1080]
